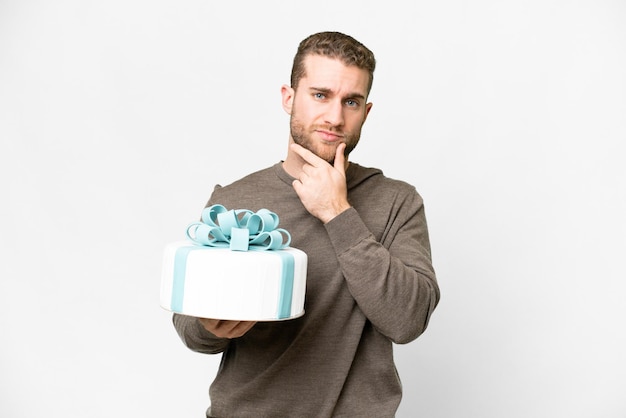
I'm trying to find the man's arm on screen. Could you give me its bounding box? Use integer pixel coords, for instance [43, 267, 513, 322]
[326, 199, 439, 344]
[290, 142, 439, 343]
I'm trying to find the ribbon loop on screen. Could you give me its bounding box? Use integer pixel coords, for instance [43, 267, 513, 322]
[187, 205, 291, 251]
[200, 204, 227, 226]
[216, 210, 240, 236]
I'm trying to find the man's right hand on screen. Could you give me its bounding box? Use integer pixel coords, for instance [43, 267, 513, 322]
[198, 318, 257, 338]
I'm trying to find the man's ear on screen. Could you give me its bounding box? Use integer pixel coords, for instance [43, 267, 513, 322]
[363, 102, 373, 122]
[281, 85, 294, 115]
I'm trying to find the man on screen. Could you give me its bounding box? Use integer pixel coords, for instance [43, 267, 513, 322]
[173, 31, 440, 417]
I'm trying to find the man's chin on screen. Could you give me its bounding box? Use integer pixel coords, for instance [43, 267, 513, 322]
[300, 143, 335, 164]
[318, 149, 338, 165]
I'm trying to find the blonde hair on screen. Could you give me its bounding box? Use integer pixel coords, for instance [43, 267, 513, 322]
[290, 31, 376, 94]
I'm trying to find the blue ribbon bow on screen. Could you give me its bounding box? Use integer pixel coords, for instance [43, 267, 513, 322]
[186, 204, 291, 251]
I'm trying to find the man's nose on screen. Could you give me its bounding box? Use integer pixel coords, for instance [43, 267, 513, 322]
[323, 100, 344, 127]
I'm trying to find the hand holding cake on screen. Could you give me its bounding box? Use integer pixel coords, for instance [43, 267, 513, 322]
[197, 318, 256, 339]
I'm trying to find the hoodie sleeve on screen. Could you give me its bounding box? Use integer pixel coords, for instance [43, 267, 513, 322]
[324, 190, 440, 344]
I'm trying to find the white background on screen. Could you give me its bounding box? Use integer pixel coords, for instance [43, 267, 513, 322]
[1, 1, 625, 417]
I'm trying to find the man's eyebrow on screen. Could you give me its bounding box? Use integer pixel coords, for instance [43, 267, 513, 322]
[309, 87, 366, 101]
[309, 87, 332, 94]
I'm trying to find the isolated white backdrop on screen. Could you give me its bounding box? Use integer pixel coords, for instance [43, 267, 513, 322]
[1, 1, 625, 417]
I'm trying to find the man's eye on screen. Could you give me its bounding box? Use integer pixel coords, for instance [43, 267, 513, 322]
[346, 99, 358, 107]
[314, 92, 326, 99]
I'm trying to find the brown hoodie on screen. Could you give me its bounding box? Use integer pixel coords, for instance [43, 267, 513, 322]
[173, 161, 440, 417]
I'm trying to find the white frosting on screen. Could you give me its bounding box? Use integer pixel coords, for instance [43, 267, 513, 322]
[161, 241, 307, 321]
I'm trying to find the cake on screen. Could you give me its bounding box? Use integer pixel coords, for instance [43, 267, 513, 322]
[160, 205, 308, 321]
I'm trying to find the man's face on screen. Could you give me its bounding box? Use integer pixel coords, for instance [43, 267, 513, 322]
[284, 55, 373, 164]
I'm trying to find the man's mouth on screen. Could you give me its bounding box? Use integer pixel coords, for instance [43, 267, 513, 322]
[315, 129, 344, 142]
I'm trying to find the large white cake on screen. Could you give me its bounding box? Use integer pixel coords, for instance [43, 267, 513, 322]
[160, 205, 308, 321]
[160, 242, 307, 321]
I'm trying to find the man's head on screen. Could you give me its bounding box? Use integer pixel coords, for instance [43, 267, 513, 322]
[290, 32, 376, 96]
[282, 32, 375, 164]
